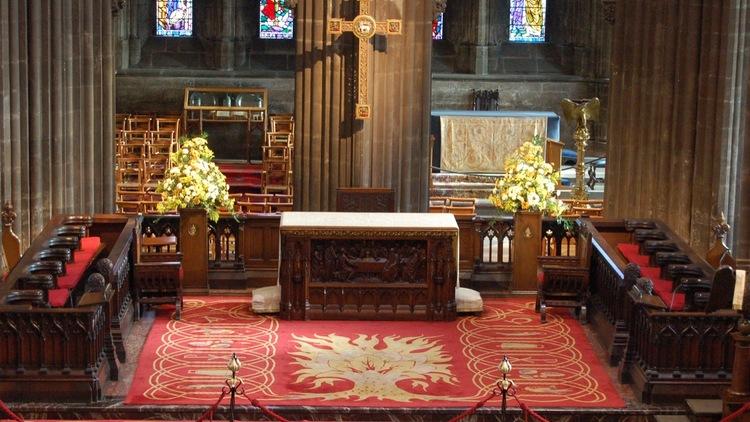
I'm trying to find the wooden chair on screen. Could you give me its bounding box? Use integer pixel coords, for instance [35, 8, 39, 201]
[133, 233, 183, 320]
[125, 116, 152, 131]
[155, 117, 181, 138]
[2, 201, 21, 272]
[446, 197, 476, 215]
[267, 132, 293, 147]
[429, 197, 448, 213]
[270, 114, 294, 133]
[262, 170, 293, 195]
[536, 224, 593, 323]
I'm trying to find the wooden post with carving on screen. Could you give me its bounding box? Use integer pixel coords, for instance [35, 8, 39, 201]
[512, 211, 542, 291]
[1, 201, 21, 270]
[179, 208, 208, 290]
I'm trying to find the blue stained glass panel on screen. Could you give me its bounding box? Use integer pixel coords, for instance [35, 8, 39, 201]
[156, 0, 193, 37]
[432, 13, 444, 40]
[509, 0, 546, 43]
[259, 0, 294, 40]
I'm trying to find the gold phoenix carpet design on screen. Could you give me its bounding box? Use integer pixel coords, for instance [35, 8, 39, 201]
[125, 297, 624, 408]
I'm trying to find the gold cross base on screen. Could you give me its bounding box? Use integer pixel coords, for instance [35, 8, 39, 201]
[356, 104, 371, 120]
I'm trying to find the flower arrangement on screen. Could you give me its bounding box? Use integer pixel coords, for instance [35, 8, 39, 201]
[156, 136, 234, 222]
[489, 135, 568, 217]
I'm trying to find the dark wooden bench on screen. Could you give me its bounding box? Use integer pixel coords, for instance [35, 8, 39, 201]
[586, 219, 741, 403]
[0, 214, 136, 402]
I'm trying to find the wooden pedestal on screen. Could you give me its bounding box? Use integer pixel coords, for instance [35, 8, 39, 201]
[179, 208, 208, 290]
[724, 332, 750, 416]
[512, 211, 542, 291]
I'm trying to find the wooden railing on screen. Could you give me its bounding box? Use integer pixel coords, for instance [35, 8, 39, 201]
[585, 218, 741, 403]
[137, 212, 580, 290]
[140, 213, 280, 289]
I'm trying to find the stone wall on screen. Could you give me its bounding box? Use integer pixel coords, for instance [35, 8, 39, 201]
[115, 0, 613, 151]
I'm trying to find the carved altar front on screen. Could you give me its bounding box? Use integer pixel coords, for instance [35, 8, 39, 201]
[279, 212, 458, 321]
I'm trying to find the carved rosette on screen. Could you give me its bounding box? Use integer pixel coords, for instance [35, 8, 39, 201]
[713, 213, 731, 242]
[601, 0, 615, 25]
[2, 201, 16, 227]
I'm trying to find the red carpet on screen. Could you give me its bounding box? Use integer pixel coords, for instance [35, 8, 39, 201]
[217, 163, 262, 192]
[125, 297, 624, 408]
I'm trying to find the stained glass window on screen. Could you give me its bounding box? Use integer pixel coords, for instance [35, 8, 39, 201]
[509, 0, 546, 43]
[432, 13, 444, 40]
[156, 0, 193, 37]
[259, 0, 294, 40]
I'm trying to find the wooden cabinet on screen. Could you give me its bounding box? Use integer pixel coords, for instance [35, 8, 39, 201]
[183, 87, 268, 162]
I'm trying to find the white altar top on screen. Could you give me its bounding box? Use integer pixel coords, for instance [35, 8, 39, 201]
[280, 212, 458, 232]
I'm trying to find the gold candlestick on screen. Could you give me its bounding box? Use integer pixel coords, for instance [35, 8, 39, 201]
[561, 98, 600, 203]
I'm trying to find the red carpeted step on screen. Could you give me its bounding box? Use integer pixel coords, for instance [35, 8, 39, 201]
[54, 236, 103, 303]
[652, 279, 685, 310]
[616, 243, 650, 267]
[640, 266, 662, 281]
[48, 288, 70, 307]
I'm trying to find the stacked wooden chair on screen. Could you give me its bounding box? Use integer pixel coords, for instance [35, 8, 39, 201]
[428, 197, 476, 215]
[114, 115, 180, 214]
[232, 193, 293, 214]
[262, 115, 294, 196]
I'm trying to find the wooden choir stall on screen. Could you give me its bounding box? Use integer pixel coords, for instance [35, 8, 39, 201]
[279, 212, 458, 321]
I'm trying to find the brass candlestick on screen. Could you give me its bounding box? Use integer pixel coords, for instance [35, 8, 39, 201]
[561, 98, 600, 203]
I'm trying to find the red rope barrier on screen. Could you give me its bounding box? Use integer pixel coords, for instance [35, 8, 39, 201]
[721, 402, 750, 422]
[242, 391, 315, 422]
[195, 388, 228, 422]
[0, 398, 23, 422]
[446, 389, 498, 422]
[510, 389, 550, 422]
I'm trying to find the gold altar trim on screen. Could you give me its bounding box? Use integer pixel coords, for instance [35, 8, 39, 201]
[281, 229, 457, 238]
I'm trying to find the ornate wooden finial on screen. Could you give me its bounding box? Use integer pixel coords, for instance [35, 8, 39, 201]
[713, 212, 730, 242]
[111, 0, 126, 15]
[2, 201, 16, 227]
[433, 0, 447, 20]
[601, 0, 615, 25]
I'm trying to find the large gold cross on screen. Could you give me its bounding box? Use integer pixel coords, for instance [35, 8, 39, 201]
[328, 0, 402, 119]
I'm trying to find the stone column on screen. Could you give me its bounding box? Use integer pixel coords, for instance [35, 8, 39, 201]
[219, 0, 236, 70]
[294, 0, 433, 212]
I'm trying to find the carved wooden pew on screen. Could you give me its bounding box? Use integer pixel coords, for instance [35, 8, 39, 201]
[133, 216, 183, 320]
[586, 219, 741, 403]
[0, 214, 136, 402]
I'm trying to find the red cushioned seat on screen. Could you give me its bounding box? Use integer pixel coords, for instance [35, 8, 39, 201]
[80, 236, 101, 251]
[48, 288, 70, 307]
[617, 243, 651, 267]
[652, 279, 685, 311]
[57, 274, 79, 289]
[640, 266, 662, 281]
[58, 236, 102, 290]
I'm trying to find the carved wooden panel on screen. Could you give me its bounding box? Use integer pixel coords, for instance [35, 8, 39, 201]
[280, 231, 456, 321]
[336, 188, 395, 212]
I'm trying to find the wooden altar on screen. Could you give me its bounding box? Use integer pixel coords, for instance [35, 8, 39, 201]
[279, 212, 458, 321]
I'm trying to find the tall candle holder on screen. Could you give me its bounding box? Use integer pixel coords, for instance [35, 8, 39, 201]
[561, 98, 600, 203]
